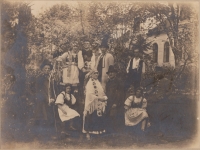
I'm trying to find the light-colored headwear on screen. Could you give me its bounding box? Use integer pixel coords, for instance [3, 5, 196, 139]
[85, 69, 98, 79]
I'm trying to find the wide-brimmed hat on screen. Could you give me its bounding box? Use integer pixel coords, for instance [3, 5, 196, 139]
[99, 34, 109, 49]
[106, 65, 117, 74]
[60, 82, 72, 87]
[40, 59, 53, 70]
[127, 50, 134, 56]
[155, 66, 164, 72]
[99, 41, 109, 49]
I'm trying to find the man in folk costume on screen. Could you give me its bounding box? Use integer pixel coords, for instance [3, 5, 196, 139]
[78, 37, 95, 73]
[78, 37, 96, 98]
[126, 49, 144, 91]
[95, 37, 114, 91]
[105, 65, 124, 133]
[34, 60, 57, 138]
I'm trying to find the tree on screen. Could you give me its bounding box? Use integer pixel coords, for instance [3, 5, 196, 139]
[144, 2, 197, 67]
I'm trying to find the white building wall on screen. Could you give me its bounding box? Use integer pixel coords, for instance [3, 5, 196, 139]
[147, 33, 175, 67]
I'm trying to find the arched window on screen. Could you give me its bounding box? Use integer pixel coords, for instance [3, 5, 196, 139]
[152, 43, 158, 63]
[164, 42, 170, 62]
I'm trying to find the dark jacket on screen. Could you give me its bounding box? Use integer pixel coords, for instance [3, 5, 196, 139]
[105, 78, 124, 115]
[34, 73, 54, 121]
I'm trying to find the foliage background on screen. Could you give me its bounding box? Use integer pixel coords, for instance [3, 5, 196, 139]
[1, 0, 199, 144]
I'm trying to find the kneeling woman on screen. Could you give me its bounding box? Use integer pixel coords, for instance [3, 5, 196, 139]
[83, 69, 108, 140]
[55, 83, 80, 136]
[124, 88, 149, 131]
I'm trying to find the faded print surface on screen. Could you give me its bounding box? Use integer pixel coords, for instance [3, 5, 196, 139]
[1, 0, 199, 149]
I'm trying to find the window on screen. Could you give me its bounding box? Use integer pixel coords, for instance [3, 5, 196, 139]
[152, 43, 158, 63]
[163, 42, 170, 62]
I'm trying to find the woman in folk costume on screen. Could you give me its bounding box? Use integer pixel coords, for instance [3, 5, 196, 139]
[55, 83, 80, 138]
[124, 88, 149, 131]
[56, 42, 79, 91]
[95, 36, 114, 91]
[83, 69, 108, 140]
[126, 49, 144, 91]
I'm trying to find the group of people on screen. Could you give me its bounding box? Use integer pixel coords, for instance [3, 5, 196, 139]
[32, 36, 172, 140]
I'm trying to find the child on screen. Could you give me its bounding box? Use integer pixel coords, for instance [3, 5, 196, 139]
[124, 87, 149, 131]
[55, 83, 80, 138]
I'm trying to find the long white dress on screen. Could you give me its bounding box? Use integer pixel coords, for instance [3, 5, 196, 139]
[55, 92, 80, 122]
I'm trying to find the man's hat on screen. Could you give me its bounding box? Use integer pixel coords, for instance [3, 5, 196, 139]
[40, 59, 53, 70]
[127, 50, 134, 56]
[106, 65, 117, 74]
[99, 40, 109, 49]
[100, 34, 109, 49]
[60, 82, 72, 87]
[155, 66, 164, 72]
[81, 35, 90, 43]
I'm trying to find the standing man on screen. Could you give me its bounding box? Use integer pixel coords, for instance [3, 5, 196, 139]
[105, 65, 124, 133]
[78, 37, 95, 72]
[95, 39, 114, 90]
[126, 48, 144, 91]
[33, 60, 57, 139]
[78, 38, 96, 93]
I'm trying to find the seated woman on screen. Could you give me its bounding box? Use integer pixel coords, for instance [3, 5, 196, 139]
[82, 69, 108, 140]
[55, 83, 80, 137]
[124, 88, 149, 132]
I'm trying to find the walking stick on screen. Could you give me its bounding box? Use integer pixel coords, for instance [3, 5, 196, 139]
[49, 62, 59, 138]
[52, 79, 58, 138]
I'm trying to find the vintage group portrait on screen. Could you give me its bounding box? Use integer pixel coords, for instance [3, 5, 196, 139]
[1, 0, 199, 149]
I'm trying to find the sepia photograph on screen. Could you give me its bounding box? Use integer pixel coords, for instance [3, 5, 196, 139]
[1, 0, 199, 149]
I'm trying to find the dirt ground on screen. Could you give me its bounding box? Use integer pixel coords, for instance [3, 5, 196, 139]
[1, 94, 199, 149]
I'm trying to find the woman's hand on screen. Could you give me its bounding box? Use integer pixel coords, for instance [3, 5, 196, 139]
[83, 110, 88, 116]
[62, 110, 67, 115]
[124, 105, 130, 110]
[98, 97, 106, 102]
[112, 104, 117, 108]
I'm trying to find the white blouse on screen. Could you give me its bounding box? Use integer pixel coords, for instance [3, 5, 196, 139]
[126, 58, 140, 73]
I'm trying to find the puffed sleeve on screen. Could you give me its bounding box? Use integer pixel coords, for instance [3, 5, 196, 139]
[142, 98, 147, 109]
[55, 93, 64, 105]
[124, 96, 133, 107]
[57, 52, 68, 61]
[78, 51, 84, 70]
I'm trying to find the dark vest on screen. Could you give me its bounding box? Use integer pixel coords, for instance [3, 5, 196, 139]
[60, 92, 73, 108]
[97, 55, 104, 82]
[65, 52, 78, 63]
[131, 97, 144, 108]
[82, 49, 92, 62]
[128, 58, 142, 72]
